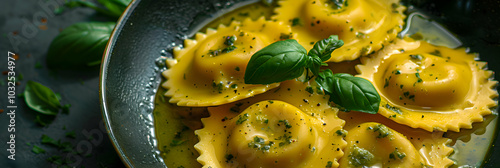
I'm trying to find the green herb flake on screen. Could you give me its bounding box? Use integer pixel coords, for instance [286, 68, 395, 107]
[62, 104, 71, 114]
[394, 70, 401, 75]
[236, 113, 249, 125]
[224, 35, 237, 46]
[356, 32, 366, 38]
[18, 73, 24, 81]
[415, 73, 422, 83]
[41, 134, 60, 147]
[248, 136, 273, 151]
[328, 0, 346, 9]
[225, 154, 234, 162]
[238, 12, 249, 17]
[278, 120, 292, 129]
[170, 139, 187, 146]
[385, 104, 402, 114]
[34, 115, 49, 126]
[389, 148, 406, 160]
[372, 124, 391, 138]
[409, 54, 423, 61]
[349, 145, 374, 167]
[212, 81, 225, 94]
[35, 62, 43, 69]
[279, 33, 292, 40]
[384, 78, 389, 88]
[335, 129, 347, 137]
[46, 155, 63, 165]
[305, 86, 314, 94]
[32, 145, 46, 154]
[326, 161, 333, 168]
[291, 17, 301, 26]
[222, 46, 237, 53]
[230, 103, 243, 113]
[429, 49, 442, 57]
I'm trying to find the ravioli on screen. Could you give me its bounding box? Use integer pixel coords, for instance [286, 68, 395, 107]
[162, 17, 293, 106]
[196, 100, 344, 168]
[339, 122, 425, 168]
[338, 111, 454, 168]
[272, 0, 405, 62]
[356, 38, 498, 132]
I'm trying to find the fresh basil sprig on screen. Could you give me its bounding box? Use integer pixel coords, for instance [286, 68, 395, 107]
[46, 22, 115, 69]
[244, 35, 380, 114]
[315, 70, 380, 113]
[24, 81, 62, 115]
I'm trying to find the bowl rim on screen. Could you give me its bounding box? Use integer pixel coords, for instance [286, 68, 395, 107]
[99, 0, 140, 167]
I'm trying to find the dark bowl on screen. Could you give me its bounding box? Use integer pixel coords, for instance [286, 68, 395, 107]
[100, 0, 500, 167]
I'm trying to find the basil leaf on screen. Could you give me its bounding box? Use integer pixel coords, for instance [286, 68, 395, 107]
[327, 73, 380, 114]
[24, 81, 61, 115]
[97, 0, 131, 18]
[244, 39, 308, 84]
[308, 35, 344, 62]
[315, 69, 335, 94]
[46, 22, 115, 69]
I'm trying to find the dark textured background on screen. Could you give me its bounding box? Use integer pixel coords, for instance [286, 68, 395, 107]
[0, 0, 125, 167]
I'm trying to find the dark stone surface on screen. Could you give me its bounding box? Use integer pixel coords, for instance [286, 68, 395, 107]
[0, 0, 125, 167]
